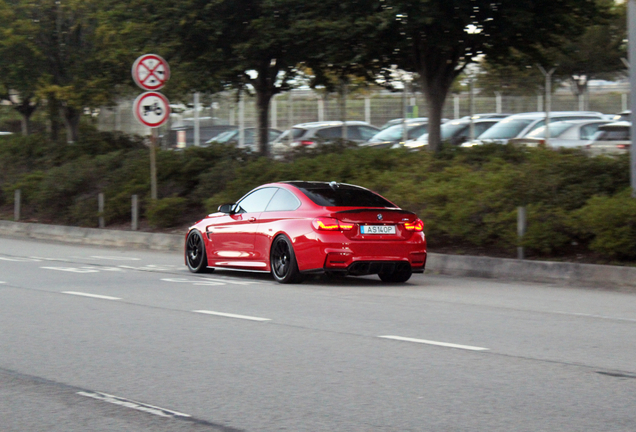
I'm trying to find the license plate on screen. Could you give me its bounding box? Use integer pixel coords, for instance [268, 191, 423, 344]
[360, 225, 396, 235]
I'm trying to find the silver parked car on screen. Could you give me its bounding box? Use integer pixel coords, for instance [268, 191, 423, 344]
[585, 121, 631, 156]
[404, 118, 500, 150]
[508, 119, 610, 149]
[361, 119, 433, 148]
[460, 111, 606, 147]
[270, 121, 380, 158]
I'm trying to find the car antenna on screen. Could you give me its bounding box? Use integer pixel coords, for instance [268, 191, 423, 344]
[329, 181, 339, 190]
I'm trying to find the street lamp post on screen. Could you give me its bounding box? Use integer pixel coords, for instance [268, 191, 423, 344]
[537, 65, 556, 147]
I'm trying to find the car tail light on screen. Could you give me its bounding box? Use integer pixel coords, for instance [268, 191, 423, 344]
[617, 144, 630, 150]
[300, 140, 315, 146]
[312, 218, 354, 231]
[537, 139, 546, 147]
[404, 219, 424, 232]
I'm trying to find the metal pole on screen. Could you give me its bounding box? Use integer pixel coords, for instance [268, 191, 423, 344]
[495, 91, 502, 114]
[131, 195, 138, 231]
[517, 206, 527, 260]
[14, 189, 20, 221]
[238, 91, 245, 148]
[287, 91, 293, 145]
[454, 95, 460, 119]
[365, 96, 371, 124]
[318, 96, 324, 122]
[271, 95, 277, 129]
[469, 77, 475, 140]
[98, 193, 105, 228]
[193, 92, 200, 147]
[630, 0, 636, 197]
[538, 65, 556, 147]
[402, 81, 407, 142]
[150, 129, 158, 200]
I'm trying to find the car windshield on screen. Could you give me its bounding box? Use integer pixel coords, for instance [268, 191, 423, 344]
[441, 122, 469, 139]
[211, 131, 235, 142]
[275, 128, 306, 142]
[477, 119, 534, 139]
[371, 123, 426, 141]
[526, 123, 574, 138]
[594, 127, 630, 141]
[297, 185, 395, 207]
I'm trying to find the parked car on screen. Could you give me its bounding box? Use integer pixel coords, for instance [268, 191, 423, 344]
[362, 119, 433, 148]
[508, 119, 611, 148]
[0, 132, 13, 136]
[458, 113, 511, 121]
[270, 121, 380, 157]
[585, 121, 631, 156]
[612, 110, 630, 121]
[185, 181, 427, 283]
[205, 127, 282, 150]
[404, 118, 500, 150]
[460, 111, 606, 147]
[379, 117, 432, 130]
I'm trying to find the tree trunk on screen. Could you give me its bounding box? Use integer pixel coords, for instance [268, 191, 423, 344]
[255, 87, 272, 156]
[13, 99, 37, 136]
[47, 95, 61, 141]
[61, 105, 80, 143]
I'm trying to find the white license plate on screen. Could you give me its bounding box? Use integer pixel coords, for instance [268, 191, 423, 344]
[360, 225, 396, 235]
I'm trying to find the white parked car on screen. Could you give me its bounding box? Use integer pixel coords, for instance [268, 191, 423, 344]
[507, 119, 611, 149]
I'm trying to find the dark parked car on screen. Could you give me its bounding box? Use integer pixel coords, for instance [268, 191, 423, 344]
[205, 127, 282, 151]
[362, 119, 432, 148]
[403, 118, 499, 150]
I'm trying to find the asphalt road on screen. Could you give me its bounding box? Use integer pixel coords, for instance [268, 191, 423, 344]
[1, 237, 635, 431]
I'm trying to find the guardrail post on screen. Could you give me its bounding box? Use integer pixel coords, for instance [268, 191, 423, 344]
[517, 206, 527, 260]
[98, 193, 105, 228]
[14, 189, 21, 221]
[132, 194, 139, 231]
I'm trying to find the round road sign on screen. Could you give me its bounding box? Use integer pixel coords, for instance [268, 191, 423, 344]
[132, 54, 170, 91]
[133, 92, 171, 128]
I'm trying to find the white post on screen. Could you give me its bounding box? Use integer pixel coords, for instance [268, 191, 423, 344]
[622, 93, 628, 112]
[495, 91, 502, 114]
[454, 95, 460, 119]
[365, 96, 371, 124]
[537, 95, 544, 112]
[238, 91, 245, 148]
[14, 189, 20, 221]
[131, 195, 138, 231]
[287, 91, 293, 144]
[98, 193, 105, 228]
[318, 96, 324, 122]
[517, 207, 527, 260]
[193, 92, 200, 147]
[271, 95, 277, 129]
[469, 77, 475, 140]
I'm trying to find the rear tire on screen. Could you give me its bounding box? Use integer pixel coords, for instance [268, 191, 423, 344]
[185, 230, 212, 273]
[378, 268, 412, 283]
[270, 235, 304, 284]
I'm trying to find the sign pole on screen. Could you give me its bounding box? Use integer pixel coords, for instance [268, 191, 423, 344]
[150, 128, 158, 200]
[630, 0, 636, 197]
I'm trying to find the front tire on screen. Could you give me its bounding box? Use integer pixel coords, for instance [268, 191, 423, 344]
[270, 235, 304, 284]
[186, 230, 212, 273]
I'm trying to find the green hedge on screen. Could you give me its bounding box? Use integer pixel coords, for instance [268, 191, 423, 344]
[1, 131, 634, 262]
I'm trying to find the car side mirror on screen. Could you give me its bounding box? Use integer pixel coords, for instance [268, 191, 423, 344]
[218, 203, 235, 214]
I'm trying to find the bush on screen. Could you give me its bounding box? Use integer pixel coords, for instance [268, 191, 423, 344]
[146, 196, 188, 228]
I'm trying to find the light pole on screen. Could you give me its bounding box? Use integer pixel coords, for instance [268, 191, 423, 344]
[537, 65, 556, 147]
[629, 0, 636, 197]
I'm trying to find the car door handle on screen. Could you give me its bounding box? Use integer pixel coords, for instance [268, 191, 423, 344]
[249, 217, 257, 222]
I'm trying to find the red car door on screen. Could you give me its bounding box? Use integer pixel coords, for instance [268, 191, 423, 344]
[206, 187, 276, 270]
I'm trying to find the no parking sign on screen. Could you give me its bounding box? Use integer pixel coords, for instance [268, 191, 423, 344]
[132, 54, 170, 91]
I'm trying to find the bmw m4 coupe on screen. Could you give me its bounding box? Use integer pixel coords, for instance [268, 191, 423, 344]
[185, 181, 427, 283]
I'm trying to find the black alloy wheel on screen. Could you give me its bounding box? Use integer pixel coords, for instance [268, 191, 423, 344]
[186, 230, 211, 273]
[270, 235, 304, 284]
[378, 268, 412, 283]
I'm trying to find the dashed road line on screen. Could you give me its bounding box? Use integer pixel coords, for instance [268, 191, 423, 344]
[77, 391, 191, 419]
[193, 310, 271, 322]
[378, 335, 489, 351]
[62, 291, 121, 301]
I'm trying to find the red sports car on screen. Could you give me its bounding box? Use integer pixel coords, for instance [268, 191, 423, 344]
[185, 181, 427, 283]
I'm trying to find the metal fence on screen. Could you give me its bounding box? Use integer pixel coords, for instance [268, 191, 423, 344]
[97, 87, 631, 143]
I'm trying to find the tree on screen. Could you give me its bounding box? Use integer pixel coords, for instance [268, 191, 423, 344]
[0, 0, 135, 142]
[373, 0, 606, 152]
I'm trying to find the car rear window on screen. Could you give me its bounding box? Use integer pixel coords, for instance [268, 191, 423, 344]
[297, 185, 395, 207]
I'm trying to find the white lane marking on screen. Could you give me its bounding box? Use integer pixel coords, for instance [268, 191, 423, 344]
[551, 311, 636, 323]
[90, 256, 141, 261]
[193, 310, 271, 322]
[42, 266, 100, 273]
[0, 281, 5, 284]
[162, 277, 225, 286]
[0, 256, 41, 262]
[378, 336, 489, 351]
[63, 291, 121, 301]
[119, 265, 176, 272]
[77, 391, 190, 419]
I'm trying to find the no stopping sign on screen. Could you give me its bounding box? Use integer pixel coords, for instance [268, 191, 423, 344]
[133, 92, 171, 128]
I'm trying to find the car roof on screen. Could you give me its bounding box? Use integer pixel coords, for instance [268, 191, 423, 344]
[599, 121, 631, 129]
[280, 180, 365, 190]
[291, 121, 375, 129]
[503, 111, 604, 119]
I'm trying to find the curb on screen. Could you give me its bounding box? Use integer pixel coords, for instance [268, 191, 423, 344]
[1, 220, 635, 289]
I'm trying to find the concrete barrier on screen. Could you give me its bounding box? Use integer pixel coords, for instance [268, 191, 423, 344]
[1, 220, 635, 289]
